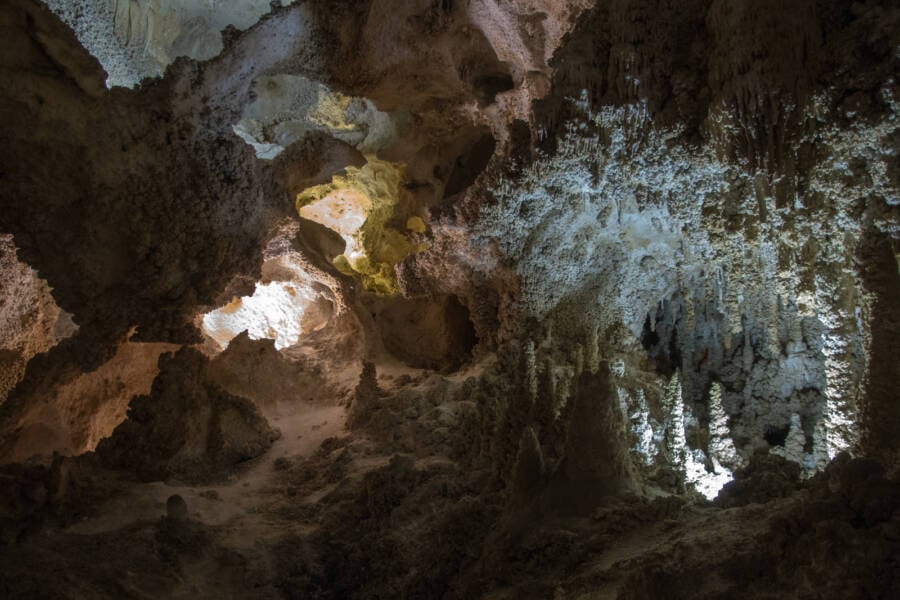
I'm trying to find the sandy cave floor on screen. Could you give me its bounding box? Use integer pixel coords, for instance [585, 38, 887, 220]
[65, 403, 347, 538]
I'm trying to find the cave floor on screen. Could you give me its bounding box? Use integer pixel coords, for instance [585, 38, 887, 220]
[1, 357, 898, 599]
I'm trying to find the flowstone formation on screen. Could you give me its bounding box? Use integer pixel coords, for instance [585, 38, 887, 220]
[0, 0, 898, 598]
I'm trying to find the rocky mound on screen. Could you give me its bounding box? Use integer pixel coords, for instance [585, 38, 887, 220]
[94, 347, 279, 483]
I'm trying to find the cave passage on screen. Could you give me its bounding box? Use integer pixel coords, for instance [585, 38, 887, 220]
[0, 0, 898, 598]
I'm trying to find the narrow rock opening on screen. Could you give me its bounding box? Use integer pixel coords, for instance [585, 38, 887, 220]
[763, 423, 791, 447]
[442, 132, 496, 199]
[201, 278, 329, 352]
[200, 244, 339, 354]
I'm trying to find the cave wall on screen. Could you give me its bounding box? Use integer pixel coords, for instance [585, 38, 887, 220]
[0, 234, 73, 401]
[445, 0, 900, 487]
[0, 0, 895, 490]
[0, 1, 898, 597]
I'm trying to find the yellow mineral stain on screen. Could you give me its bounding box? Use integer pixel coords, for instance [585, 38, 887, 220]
[296, 158, 425, 295]
[220, 297, 243, 314]
[406, 216, 427, 233]
[308, 88, 355, 132]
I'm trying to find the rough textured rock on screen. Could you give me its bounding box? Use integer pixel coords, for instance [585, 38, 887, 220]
[206, 333, 332, 410]
[375, 294, 478, 371]
[2, 340, 177, 462]
[93, 347, 279, 483]
[0, 0, 898, 598]
[0, 0, 358, 456]
[44, 0, 298, 87]
[0, 235, 73, 402]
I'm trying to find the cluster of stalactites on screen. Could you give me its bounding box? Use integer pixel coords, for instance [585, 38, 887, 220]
[477, 89, 898, 493]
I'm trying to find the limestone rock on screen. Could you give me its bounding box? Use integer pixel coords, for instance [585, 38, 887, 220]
[94, 348, 279, 483]
[562, 368, 633, 486]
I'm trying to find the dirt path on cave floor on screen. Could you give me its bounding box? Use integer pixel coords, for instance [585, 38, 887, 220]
[52, 357, 470, 594]
[65, 402, 347, 543]
[63, 357, 436, 547]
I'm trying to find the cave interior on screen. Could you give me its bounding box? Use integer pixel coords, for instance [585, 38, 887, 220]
[0, 0, 899, 598]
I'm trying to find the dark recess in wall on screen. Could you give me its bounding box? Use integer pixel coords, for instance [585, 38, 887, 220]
[443, 133, 496, 199]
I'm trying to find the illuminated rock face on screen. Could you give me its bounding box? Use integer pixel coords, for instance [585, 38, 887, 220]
[296, 158, 424, 294]
[93, 347, 279, 482]
[472, 95, 894, 495]
[1, 340, 178, 462]
[202, 281, 322, 351]
[200, 244, 343, 353]
[44, 0, 297, 87]
[0, 236, 76, 403]
[234, 74, 402, 160]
